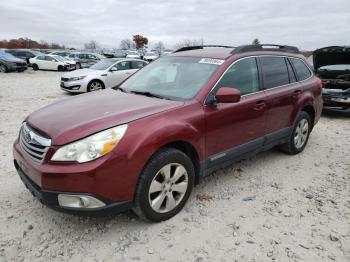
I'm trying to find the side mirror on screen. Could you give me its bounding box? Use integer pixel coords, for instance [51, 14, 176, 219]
[215, 87, 241, 103]
[110, 67, 118, 72]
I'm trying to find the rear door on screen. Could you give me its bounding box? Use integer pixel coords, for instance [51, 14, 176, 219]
[204, 57, 267, 169]
[259, 55, 302, 146]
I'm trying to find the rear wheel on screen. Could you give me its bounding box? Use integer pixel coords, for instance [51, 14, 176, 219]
[0, 64, 7, 73]
[76, 63, 81, 69]
[133, 148, 195, 222]
[279, 111, 311, 155]
[58, 65, 64, 71]
[32, 64, 39, 71]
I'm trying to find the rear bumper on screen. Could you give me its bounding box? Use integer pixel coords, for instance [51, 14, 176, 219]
[15, 161, 133, 216]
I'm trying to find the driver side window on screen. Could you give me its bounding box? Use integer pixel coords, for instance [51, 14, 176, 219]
[216, 57, 259, 95]
[116, 61, 131, 71]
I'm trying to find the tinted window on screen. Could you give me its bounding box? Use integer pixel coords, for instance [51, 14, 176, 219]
[37, 56, 45, 60]
[116, 61, 131, 70]
[216, 57, 259, 95]
[131, 60, 146, 69]
[286, 59, 297, 83]
[290, 58, 311, 81]
[260, 56, 289, 89]
[45, 56, 56, 61]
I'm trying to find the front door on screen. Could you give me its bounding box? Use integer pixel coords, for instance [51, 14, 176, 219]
[204, 57, 267, 169]
[107, 61, 133, 87]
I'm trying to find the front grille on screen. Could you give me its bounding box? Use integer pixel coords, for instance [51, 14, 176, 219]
[19, 123, 51, 162]
[16, 62, 26, 67]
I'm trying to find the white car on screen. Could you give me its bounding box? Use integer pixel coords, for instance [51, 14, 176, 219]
[144, 51, 158, 62]
[126, 51, 141, 59]
[30, 55, 76, 71]
[60, 58, 147, 93]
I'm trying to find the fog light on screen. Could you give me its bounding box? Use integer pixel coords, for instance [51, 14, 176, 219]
[58, 194, 106, 208]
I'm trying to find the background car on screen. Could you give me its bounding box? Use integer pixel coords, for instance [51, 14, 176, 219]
[162, 49, 174, 56]
[5, 49, 43, 64]
[68, 52, 105, 69]
[143, 51, 158, 62]
[0, 50, 27, 73]
[60, 58, 147, 92]
[29, 54, 76, 71]
[49, 51, 71, 59]
[126, 50, 141, 59]
[314, 46, 350, 115]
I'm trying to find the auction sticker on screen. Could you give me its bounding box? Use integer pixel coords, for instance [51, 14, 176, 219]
[199, 58, 225, 65]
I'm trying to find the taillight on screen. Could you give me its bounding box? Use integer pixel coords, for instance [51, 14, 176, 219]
[317, 78, 324, 89]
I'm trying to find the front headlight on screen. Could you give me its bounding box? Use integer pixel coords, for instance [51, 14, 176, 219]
[69, 76, 86, 81]
[51, 125, 128, 163]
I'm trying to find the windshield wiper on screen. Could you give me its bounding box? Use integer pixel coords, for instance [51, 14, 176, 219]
[128, 90, 168, 100]
[114, 87, 128, 93]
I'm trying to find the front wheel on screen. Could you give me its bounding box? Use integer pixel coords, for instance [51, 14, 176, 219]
[75, 63, 81, 69]
[133, 148, 195, 222]
[32, 64, 39, 71]
[0, 64, 7, 73]
[87, 80, 104, 92]
[279, 111, 311, 155]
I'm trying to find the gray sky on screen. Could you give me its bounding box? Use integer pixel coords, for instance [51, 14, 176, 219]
[1, 0, 349, 50]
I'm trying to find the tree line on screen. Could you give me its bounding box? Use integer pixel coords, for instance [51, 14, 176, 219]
[0, 37, 65, 49]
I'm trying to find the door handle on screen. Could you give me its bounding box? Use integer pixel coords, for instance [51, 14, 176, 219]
[254, 101, 266, 111]
[293, 90, 302, 98]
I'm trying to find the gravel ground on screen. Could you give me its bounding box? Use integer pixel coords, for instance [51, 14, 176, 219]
[0, 69, 349, 262]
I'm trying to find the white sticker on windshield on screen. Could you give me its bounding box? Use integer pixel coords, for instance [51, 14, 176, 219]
[199, 58, 225, 65]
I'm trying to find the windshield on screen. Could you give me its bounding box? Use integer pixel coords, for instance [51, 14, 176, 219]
[0, 51, 15, 58]
[120, 57, 220, 100]
[90, 59, 116, 70]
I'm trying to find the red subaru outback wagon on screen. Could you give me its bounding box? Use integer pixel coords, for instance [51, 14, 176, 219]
[13, 44, 323, 222]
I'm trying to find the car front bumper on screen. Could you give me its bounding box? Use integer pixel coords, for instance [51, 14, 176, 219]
[8, 63, 28, 72]
[60, 79, 88, 93]
[15, 162, 132, 216]
[322, 88, 350, 114]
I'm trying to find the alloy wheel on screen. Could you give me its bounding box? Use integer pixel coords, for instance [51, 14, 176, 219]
[294, 118, 309, 149]
[89, 81, 103, 91]
[148, 163, 189, 213]
[0, 65, 6, 73]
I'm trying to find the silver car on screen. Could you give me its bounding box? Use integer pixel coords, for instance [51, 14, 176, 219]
[60, 58, 147, 93]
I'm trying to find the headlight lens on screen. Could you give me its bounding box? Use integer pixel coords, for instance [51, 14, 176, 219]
[69, 76, 86, 81]
[51, 125, 128, 163]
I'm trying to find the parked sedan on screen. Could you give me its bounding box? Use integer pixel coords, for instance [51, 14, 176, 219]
[0, 50, 27, 73]
[49, 51, 71, 59]
[144, 51, 158, 62]
[68, 52, 105, 69]
[126, 50, 141, 59]
[60, 58, 147, 93]
[30, 55, 76, 71]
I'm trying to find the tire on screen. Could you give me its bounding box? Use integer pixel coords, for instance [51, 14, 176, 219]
[87, 80, 104, 92]
[132, 148, 195, 222]
[0, 64, 7, 73]
[279, 111, 312, 155]
[32, 64, 39, 71]
[58, 65, 64, 72]
[75, 63, 81, 69]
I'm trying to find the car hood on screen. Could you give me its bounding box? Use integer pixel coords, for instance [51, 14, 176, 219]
[63, 68, 98, 78]
[313, 46, 350, 70]
[26, 89, 184, 145]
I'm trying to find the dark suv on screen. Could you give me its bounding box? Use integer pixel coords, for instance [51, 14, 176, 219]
[13, 44, 323, 222]
[6, 49, 43, 64]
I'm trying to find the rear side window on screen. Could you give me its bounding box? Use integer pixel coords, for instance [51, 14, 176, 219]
[286, 59, 297, 83]
[290, 58, 311, 81]
[260, 56, 289, 89]
[216, 57, 259, 95]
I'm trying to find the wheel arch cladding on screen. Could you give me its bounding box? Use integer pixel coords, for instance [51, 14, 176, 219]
[301, 105, 315, 128]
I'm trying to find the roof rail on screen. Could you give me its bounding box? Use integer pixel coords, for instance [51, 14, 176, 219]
[231, 44, 300, 54]
[174, 45, 235, 53]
